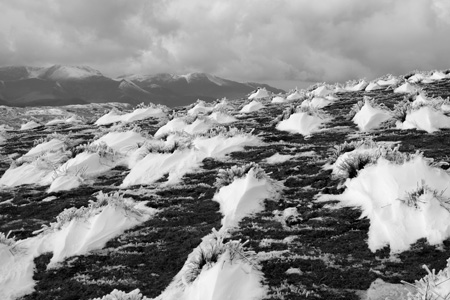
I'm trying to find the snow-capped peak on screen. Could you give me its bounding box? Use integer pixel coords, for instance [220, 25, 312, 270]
[118, 79, 150, 93]
[180, 72, 228, 86]
[119, 72, 229, 86]
[42, 65, 103, 80]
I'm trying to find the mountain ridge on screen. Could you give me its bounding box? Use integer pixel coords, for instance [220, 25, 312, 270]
[0, 65, 285, 107]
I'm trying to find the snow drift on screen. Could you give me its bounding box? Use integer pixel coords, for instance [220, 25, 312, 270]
[248, 88, 269, 100]
[95, 107, 166, 126]
[352, 99, 392, 131]
[122, 132, 261, 187]
[319, 155, 450, 253]
[213, 165, 281, 229]
[240, 100, 265, 113]
[0, 192, 156, 300]
[276, 111, 328, 136]
[396, 106, 450, 133]
[155, 231, 267, 300]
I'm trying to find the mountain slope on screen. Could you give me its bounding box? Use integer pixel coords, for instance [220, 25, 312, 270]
[118, 72, 285, 107]
[0, 65, 285, 107]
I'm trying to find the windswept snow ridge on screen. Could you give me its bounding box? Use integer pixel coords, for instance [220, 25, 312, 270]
[0, 193, 156, 300]
[352, 99, 392, 131]
[396, 106, 450, 133]
[213, 165, 281, 229]
[276, 111, 329, 136]
[240, 100, 265, 113]
[155, 231, 267, 300]
[320, 155, 450, 253]
[95, 106, 166, 126]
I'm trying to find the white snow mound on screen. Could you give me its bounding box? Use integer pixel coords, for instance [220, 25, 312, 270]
[240, 100, 265, 113]
[248, 88, 269, 100]
[95, 107, 165, 126]
[319, 155, 450, 253]
[213, 168, 279, 229]
[352, 100, 392, 131]
[20, 121, 41, 131]
[396, 106, 450, 133]
[276, 112, 328, 136]
[394, 82, 418, 94]
[0, 194, 156, 300]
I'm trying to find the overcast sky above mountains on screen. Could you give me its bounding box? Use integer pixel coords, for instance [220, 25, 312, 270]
[1, 0, 450, 90]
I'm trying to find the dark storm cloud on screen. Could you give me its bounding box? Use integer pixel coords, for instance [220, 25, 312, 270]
[1, 0, 450, 87]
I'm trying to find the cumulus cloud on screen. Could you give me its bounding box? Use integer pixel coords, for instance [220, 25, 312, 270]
[0, 0, 450, 88]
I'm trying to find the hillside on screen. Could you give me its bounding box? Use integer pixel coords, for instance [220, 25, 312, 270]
[1, 69, 450, 300]
[0, 65, 284, 107]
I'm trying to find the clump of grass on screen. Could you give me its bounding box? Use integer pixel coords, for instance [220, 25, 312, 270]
[347, 96, 389, 120]
[403, 259, 450, 300]
[347, 100, 365, 120]
[106, 123, 151, 139]
[31, 152, 70, 171]
[270, 279, 318, 299]
[298, 105, 326, 117]
[212, 97, 233, 112]
[334, 152, 376, 180]
[185, 99, 208, 109]
[215, 162, 267, 189]
[0, 231, 15, 247]
[270, 105, 298, 125]
[392, 93, 450, 124]
[328, 139, 377, 164]
[398, 180, 449, 211]
[33, 132, 74, 147]
[182, 230, 258, 284]
[403, 70, 422, 80]
[75, 142, 119, 159]
[305, 82, 327, 92]
[0, 231, 24, 256]
[91, 289, 149, 300]
[134, 101, 168, 112]
[392, 99, 412, 123]
[200, 126, 254, 138]
[183, 237, 224, 284]
[40, 192, 144, 233]
[415, 95, 450, 111]
[345, 78, 365, 88]
[51, 163, 87, 181]
[331, 140, 418, 181]
[375, 73, 400, 81]
[271, 104, 327, 126]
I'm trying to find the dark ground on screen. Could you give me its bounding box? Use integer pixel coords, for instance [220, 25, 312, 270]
[1, 78, 450, 299]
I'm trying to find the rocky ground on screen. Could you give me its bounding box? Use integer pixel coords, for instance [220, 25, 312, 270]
[1, 78, 450, 299]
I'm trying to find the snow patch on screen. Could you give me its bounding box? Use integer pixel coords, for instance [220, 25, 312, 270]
[276, 112, 328, 136]
[264, 153, 295, 164]
[394, 82, 418, 94]
[208, 111, 237, 124]
[396, 106, 450, 133]
[319, 155, 450, 253]
[286, 91, 303, 101]
[187, 101, 214, 116]
[248, 88, 270, 100]
[95, 107, 165, 126]
[213, 168, 280, 229]
[0, 194, 156, 300]
[352, 99, 392, 131]
[271, 96, 287, 103]
[240, 100, 265, 113]
[346, 80, 368, 91]
[20, 121, 41, 131]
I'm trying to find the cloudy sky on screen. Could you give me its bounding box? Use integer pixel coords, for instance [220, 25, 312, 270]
[0, 0, 450, 89]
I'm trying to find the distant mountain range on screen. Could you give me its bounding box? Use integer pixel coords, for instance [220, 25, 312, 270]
[0, 65, 285, 107]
